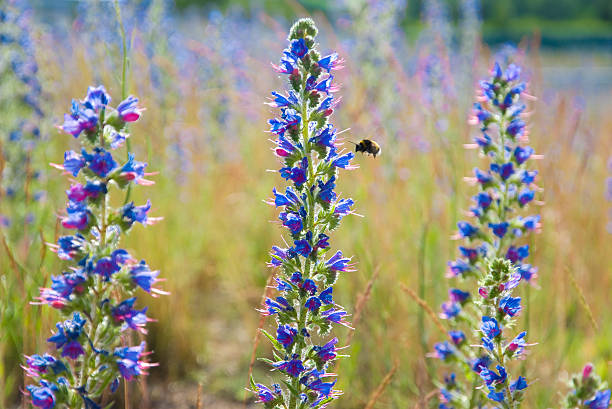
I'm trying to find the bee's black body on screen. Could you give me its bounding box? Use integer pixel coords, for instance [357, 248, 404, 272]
[354, 139, 381, 158]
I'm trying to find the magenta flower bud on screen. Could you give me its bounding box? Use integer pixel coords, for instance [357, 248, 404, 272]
[583, 363, 594, 380]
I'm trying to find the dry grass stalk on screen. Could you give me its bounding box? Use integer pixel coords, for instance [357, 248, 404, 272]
[334, 266, 380, 375]
[348, 266, 380, 345]
[124, 380, 130, 409]
[566, 267, 599, 332]
[400, 283, 447, 337]
[196, 383, 203, 409]
[363, 359, 400, 409]
[1, 233, 19, 273]
[413, 389, 439, 409]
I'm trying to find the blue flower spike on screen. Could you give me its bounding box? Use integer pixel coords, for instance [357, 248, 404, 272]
[252, 18, 357, 408]
[432, 61, 542, 408]
[26, 86, 164, 408]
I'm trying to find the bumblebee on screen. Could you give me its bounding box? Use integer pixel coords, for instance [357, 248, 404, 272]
[351, 139, 381, 158]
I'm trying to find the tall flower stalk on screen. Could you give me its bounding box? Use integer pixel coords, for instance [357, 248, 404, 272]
[24, 86, 164, 408]
[432, 62, 540, 408]
[251, 18, 357, 408]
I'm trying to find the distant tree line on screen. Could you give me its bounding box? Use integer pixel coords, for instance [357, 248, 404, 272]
[175, 0, 612, 23]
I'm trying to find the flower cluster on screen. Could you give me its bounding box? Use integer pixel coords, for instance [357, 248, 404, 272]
[25, 86, 163, 408]
[563, 363, 611, 409]
[432, 62, 541, 407]
[0, 0, 45, 235]
[251, 19, 356, 409]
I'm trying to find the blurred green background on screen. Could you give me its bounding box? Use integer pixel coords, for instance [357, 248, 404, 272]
[1, 0, 611, 407]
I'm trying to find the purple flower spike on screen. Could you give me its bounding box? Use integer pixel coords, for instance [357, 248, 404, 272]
[433, 66, 544, 401]
[255, 19, 354, 407]
[29, 85, 162, 408]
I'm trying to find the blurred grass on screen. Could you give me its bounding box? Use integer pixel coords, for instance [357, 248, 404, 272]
[1, 2, 612, 408]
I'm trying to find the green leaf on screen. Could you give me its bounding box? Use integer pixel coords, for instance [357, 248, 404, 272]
[258, 357, 275, 365]
[261, 329, 285, 352]
[281, 380, 301, 397]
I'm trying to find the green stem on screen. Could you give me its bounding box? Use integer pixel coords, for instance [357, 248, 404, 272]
[495, 116, 508, 259]
[468, 376, 479, 409]
[100, 178, 108, 248]
[497, 115, 517, 409]
[486, 303, 515, 409]
[289, 70, 315, 409]
[114, 0, 128, 102]
[114, 0, 133, 205]
[77, 119, 111, 400]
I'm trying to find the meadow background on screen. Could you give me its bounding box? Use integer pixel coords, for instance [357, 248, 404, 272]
[1, 0, 611, 407]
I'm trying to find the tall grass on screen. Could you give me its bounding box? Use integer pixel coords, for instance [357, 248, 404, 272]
[1, 1, 610, 407]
